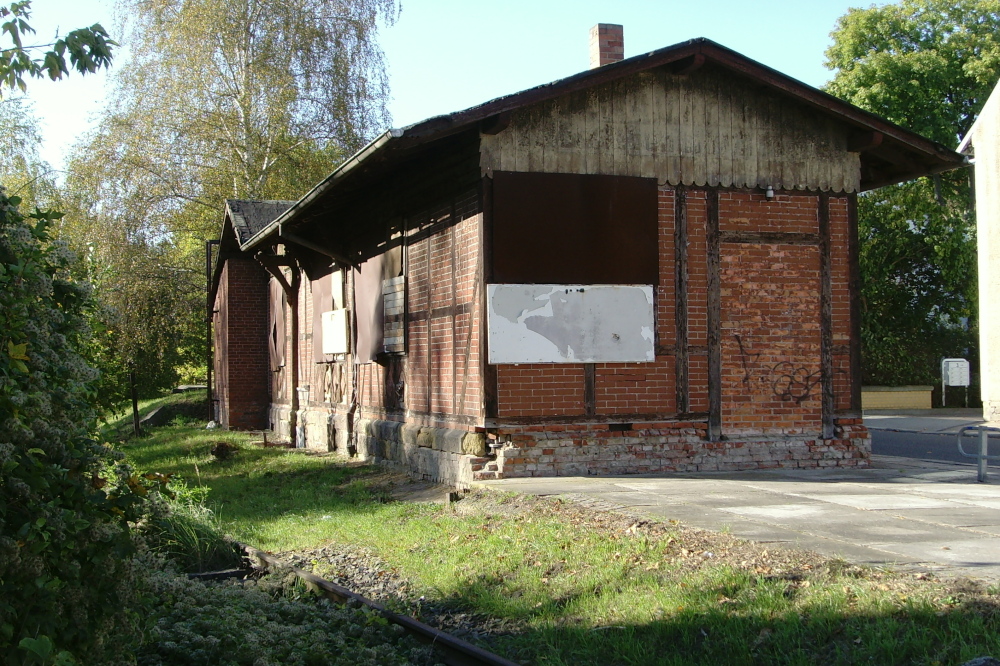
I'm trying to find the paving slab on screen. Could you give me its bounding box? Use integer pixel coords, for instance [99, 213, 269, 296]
[474, 455, 1000, 580]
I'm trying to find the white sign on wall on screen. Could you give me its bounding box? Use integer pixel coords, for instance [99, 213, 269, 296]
[321, 309, 349, 355]
[486, 284, 655, 364]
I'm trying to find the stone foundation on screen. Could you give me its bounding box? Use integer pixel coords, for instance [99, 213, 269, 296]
[265, 404, 870, 485]
[485, 418, 870, 479]
[356, 419, 488, 488]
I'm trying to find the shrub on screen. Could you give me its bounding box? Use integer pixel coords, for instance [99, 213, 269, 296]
[0, 190, 148, 664]
[139, 570, 443, 666]
[139, 476, 241, 573]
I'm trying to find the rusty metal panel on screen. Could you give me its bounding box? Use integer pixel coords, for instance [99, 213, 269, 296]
[491, 171, 658, 284]
[487, 284, 655, 363]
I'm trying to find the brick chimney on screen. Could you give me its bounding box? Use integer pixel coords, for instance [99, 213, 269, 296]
[589, 23, 624, 69]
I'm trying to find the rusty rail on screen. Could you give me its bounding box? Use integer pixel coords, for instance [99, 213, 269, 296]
[240, 543, 520, 666]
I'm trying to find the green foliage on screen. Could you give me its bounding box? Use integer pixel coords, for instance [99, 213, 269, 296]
[139, 572, 439, 666]
[0, 0, 114, 95]
[140, 474, 241, 573]
[824, 0, 997, 387]
[0, 190, 150, 664]
[0, 97, 57, 212]
[57, 0, 396, 399]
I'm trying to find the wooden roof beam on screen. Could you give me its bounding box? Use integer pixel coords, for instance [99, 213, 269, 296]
[668, 53, 705, 75]
[848, 130, 883, 152]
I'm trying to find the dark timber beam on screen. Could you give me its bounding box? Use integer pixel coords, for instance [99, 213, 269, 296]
[669, 53, 705, 75]
[255, 251, 302, 444]
[847, 130, 883, 153]
[706, 189, 722, 441]
[818, 193, 835, 439]
[847, 194, 863, 413]
[674, 186, 690, 415]
[481, 112, 511, 136]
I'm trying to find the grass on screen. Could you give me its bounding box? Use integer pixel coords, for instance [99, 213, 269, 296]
[120, 394, 1000, 665]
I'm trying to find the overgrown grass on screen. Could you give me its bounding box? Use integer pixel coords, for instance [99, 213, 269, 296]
[122, 399, 1000, 665]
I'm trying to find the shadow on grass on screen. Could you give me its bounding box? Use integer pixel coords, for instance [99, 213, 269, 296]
[122, 424, 1000, 665]
[441, 582, 1000, 666]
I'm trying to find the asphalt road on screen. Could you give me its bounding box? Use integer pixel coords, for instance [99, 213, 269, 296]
[871, 428, 1000, 465]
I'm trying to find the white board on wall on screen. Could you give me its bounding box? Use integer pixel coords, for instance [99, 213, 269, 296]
[487, 284, 655, 364]
[321, 309, 349, 355]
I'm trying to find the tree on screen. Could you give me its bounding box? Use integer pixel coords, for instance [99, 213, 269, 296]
[824, 0, 1000, 390]
[0, 97, 57, 211]
[0, 0, 114, 94]
[61, 0, 396, 397]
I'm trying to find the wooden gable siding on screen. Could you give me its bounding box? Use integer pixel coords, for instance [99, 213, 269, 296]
[480, 64, 860, 193]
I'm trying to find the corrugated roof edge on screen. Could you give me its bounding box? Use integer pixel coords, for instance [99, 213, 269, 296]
[240, 36, 967, 252]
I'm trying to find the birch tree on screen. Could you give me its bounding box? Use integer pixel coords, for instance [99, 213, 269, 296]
[62, 0, 396, 396]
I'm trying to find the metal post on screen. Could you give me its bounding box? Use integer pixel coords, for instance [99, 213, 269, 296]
[130, 364, 141, 437]
[980, 426, 989, 483]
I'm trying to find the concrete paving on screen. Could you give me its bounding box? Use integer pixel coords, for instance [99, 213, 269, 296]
[864, 408, 986, 434]
[474, 454, 1000, 581]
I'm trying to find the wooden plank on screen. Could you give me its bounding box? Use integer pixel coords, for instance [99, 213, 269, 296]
[599, 82, 615, 175]
[425, 212, 433, 414]
[649, 70, 666, 181]
[664, 71, 681, 183]
[742, 81, 759, 190]
[540, 100, 558, 174]
[450, 213, 458, 415]
[719, 231, 820, 245]
[678, 74, 695, 183]
[674, 185, 689, 414]
[583, 88, 600, 174]
[584, 363, 597, 417]
[481, 177, 498, 420]
[486, 412, 710, 427]
[847, 193, 863, 412]
[819, 192, 835, 439]
[563, 92, 583, 174]
[690, 74, 706, 186]
[636, 75, 656, 178]
[612, 79, 627, 175]
[650, 71, 666, 181]
[706, 189, 721, 440]
[704, 71, 721, 187]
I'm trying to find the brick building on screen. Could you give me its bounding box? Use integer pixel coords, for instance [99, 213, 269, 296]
[211, 30, 964, 485]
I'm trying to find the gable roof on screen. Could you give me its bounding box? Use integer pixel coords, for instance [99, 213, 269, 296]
[226, 199, 296, 245]
[238, 37, 967, 254]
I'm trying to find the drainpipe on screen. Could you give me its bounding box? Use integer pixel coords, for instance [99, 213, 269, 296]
[206, 239, 220, 422]
[255, 250, 301, 444]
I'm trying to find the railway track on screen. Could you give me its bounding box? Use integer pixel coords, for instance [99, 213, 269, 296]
[239, 543, 521, 666]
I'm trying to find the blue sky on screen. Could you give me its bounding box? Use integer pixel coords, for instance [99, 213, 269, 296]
[20, 0, 887, 172]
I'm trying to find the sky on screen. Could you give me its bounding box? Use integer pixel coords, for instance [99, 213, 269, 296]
[18, 0, 887, 173]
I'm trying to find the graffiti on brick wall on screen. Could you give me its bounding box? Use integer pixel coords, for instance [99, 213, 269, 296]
[733, 333, 821, 404]
[768, 361, 822, 404]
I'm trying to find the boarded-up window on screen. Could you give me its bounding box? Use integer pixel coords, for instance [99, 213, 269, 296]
[383, 276, 405, 353]
[492, 171, 658, 284]
[268, 277, 286, 370]
[353, 245, 403, 364]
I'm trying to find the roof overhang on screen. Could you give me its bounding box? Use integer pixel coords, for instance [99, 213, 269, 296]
[237, 38, 967, 253]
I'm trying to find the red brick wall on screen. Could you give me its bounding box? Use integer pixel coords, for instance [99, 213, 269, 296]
[491, 187, 859, 435]
[214, 257, 270, 429]
[354, 191, 482, 420]
[686, 190, 710, 413]
[830, 197, 853, 411]
[720, 242, 822, 435]
[497, 365, 585, 417]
